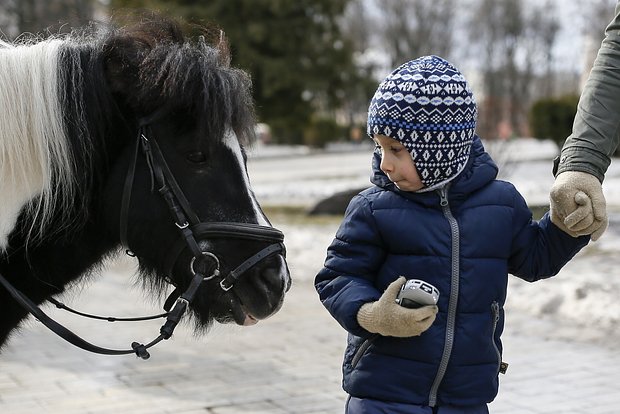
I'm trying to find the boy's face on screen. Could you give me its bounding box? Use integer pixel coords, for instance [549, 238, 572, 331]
[374, 134, 424, 192]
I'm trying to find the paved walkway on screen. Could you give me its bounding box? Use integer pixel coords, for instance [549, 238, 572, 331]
[1, 219, 620, 414]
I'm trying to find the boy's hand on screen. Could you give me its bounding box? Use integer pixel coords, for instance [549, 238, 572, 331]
[357, 277, 438, 337]
[550, 171, 608, 241]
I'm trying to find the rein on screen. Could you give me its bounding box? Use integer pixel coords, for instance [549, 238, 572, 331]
[0, 120, 285, 360]
[0, 267, 210, 359]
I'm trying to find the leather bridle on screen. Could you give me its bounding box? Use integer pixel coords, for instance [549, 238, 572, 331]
[0, 120, 286, 360]
[121, 121, 286, 297]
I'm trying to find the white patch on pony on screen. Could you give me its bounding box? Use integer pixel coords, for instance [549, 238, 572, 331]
[0, 39, 74, 250]
[222, 130, 269, 226]
[0, 184, 41, 249]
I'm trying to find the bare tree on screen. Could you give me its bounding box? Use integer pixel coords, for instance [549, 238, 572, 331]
[583, 0, 617, 37]
[468, 0, 519, 138]
[338, 0, 384, 138]
[342, 0, 371, 54]
[379, 0, 456, 67]
[579, 0, 616, 83]
[511, 1, 561, 132]
[0, 0, 19, 39]
[537, 1, 561, 97]
[1, 0, 95, 39]
[467, 0, 561, 139]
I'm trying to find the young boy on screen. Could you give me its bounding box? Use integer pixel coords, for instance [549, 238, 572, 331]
[315, 55, 589, 414]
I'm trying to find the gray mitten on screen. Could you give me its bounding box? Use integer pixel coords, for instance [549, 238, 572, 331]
[357, 277, 438, 337]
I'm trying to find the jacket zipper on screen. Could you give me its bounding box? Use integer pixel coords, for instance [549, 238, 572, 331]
[428, 185, 460, 407]
[491, 301, 501, 374]
[491, 301, 508, 375]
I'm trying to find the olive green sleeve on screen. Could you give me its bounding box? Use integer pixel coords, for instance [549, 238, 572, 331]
[556, 1, 620, 182]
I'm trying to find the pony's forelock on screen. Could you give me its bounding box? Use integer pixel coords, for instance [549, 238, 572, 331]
[136, 26, 256, 147]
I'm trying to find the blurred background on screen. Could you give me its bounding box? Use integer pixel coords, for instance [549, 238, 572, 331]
[0, 0, 617, 150]
[3, 2, 620, 413]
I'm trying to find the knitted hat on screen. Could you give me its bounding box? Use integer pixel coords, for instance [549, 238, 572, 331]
[367, 55, 477, 190]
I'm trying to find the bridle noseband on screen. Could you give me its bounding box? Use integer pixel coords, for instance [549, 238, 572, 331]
[0, 119, 286, 360]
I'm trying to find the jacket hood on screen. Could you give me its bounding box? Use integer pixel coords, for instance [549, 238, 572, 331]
[370, 135, 498, 206]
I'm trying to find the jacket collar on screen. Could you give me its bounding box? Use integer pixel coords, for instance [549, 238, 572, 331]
[370, 135, 498, 207]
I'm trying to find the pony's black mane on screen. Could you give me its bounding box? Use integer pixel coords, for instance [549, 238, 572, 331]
[98, 16, 256, 145]
[133, 22, 256, 146]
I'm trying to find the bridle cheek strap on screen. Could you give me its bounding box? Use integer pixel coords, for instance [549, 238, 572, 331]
[120, 127, 201, 255]
[132, 126, 286, 293]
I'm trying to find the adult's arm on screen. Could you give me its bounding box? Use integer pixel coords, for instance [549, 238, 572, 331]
[550, 2, 620, 240]
[555, 1, 620, 180]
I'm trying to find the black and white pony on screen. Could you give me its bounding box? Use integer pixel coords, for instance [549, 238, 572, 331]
[0, 16, 290, 356]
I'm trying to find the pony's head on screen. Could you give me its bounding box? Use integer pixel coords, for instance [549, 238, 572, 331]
[91, 18, 291, 328]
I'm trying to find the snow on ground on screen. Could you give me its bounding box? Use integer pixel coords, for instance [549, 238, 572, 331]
[248, 138, 620, 346]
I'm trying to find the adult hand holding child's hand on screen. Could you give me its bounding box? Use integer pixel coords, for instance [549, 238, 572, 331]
[550, 171, 608, 241]
[357, 277, 437, 337]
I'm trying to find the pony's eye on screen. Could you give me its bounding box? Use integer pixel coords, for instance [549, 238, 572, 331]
[186, 151, 207, 164]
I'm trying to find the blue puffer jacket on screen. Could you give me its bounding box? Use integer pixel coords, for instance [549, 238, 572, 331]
[315, 136, 589, 407]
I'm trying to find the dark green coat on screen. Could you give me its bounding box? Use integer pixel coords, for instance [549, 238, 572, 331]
[556, 1, 620, 181]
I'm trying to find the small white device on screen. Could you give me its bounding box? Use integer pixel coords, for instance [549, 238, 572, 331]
[395, 279, 440, 309]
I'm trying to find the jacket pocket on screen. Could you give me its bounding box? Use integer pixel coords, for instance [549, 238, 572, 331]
[351, 335, 377, 369]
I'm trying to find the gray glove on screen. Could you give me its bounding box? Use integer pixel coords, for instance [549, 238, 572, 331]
[357, 277, 438, 337]
[550, 171, 608, 241]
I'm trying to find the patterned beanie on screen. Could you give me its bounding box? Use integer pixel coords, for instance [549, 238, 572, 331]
[367, 55, 477, 190]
